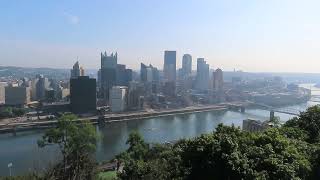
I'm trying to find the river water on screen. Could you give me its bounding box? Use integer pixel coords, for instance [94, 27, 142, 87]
[0, 84, 319, 176]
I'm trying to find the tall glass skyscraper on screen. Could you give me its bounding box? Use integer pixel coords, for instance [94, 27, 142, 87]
[99, 52, 132, 101]
[196, 58, 209, 90]
[163, 51, 176, 82]
[182, 54, 192, 78]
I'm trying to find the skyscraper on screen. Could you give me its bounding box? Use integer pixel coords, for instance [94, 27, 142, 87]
[109, 86, 127, 112]
[140, 63, 159, 83]
[71, 61, 80, 78]
[71, 61, 85, 79]
[97, 69, 101, 89]
[70, 76, 97, 114]
[101, 52, 117, 69]
[213, 68, 224, 92]
[100, 52, 132, 101]
[34, 74, 49, 101]
[163, 51, 176, 82]
[196, 58, 209, 90]
[128, 81, 144, 110]
[182, 54, 192, 79]
[100, 52, 117, 100]
[116, 64, 132, 86]
[140, 63, 148, 82]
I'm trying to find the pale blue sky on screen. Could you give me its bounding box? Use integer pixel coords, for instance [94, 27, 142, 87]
[1, 0, 320, 72]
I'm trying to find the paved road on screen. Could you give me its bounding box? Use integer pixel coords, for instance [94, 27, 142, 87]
[0, 105, 228, 131]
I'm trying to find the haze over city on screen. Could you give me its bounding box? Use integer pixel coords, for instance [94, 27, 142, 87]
[3, 1, 320, 179]
[1, 0, 320, 72]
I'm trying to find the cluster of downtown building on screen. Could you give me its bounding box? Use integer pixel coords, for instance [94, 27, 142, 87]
[0, 75, 69, 107]
[71, 50, 224, 114]
[0, 51, 224, 115]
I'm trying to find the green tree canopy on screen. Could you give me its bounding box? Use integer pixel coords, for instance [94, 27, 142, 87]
[118, 124, 317, 180]
[285, 105, 320, 143]
[38, 114, 98, 180]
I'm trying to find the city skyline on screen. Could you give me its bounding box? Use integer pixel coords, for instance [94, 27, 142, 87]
[2, 0, 320, 73]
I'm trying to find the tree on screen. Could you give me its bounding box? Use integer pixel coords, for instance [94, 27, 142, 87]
[285, 105, 320, 143]
[0, 107, 13, 118]
[268, 116, 281, 127]
[12, 108, 25, 117]
[118, 124, 314, 180]
[117, 131, 150, 180]
[126, 131, 149, 159]
[38, 114, 98, 180]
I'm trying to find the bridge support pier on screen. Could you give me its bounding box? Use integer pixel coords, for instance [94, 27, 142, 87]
[13, 126, 17, 136]
[270, 111, 275, 121]
[98, 116, 105, 127]
[240, 107, 245, 113]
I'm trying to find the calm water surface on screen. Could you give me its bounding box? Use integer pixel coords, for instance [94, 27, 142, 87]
[0, 84, 319, 176]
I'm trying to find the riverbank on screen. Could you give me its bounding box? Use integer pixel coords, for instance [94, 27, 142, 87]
[0, 105, 228, 134]
[1, 101, 318, 176]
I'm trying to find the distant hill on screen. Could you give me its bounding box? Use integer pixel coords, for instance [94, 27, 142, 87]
[0, 66, 98, 80]
[223, 71, 320, 84]
[0, 66, 70, 79]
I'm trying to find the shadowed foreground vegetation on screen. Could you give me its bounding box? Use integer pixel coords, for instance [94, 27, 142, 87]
[3, 106, 320, 179]
[117, 106, 320, 180]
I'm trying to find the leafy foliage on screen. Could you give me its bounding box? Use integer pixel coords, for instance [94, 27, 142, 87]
[285, 105, 320, 143]
[0, 107, 26, 118]
[0, 173, 42, 180]
[118, 106, 320, 180]
[6, 105, 320, 179]
[37, 114, 98, 180]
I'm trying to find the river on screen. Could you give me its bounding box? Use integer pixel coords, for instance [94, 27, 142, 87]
[0, 84, 319, 176]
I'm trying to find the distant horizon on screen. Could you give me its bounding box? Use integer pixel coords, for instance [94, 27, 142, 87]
[2, 64, 320, 75]
[2, 1, 320, 73]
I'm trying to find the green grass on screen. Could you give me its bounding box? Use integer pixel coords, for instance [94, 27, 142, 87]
[97, 171, 117, 180]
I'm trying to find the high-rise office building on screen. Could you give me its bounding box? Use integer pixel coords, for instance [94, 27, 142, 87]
[101, 52, 117, 68]
[182, 54, 192, 79]
[100, 52, 132, 101]
[100, 52, 117, 100]
[116, 64, 132, 86]
[125, 69, 133, 84]
[71, 61, 83, 79]
[196, 58, 209, 90]
[140, 63, 148, 82]
[163, 51, 176, 82]
[140, 63, 160, 95]
[163, 81, 176, 97]
[140, 63, 159, 83]
[72, 61, 80, 77]
[70, 76, 97, 114]
[5, 84, 30, 106]
[128, 81, 144, 110]
[213, 68, 224, 91]
[33, 74, 49, 101]
[110, 86, 127, 112]
[97, 69, 101, 89]
[116, 64, 126, 86]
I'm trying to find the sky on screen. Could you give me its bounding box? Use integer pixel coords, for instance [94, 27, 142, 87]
[1, 0, 320, 73]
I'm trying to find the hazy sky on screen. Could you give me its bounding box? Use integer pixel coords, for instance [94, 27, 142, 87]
[1, 0, 320, 73]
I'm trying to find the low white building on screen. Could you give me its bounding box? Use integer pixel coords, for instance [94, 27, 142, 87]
[110, 86, 128, 112]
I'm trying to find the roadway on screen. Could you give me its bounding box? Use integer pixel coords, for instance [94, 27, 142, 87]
[0, 105, 228, 134]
